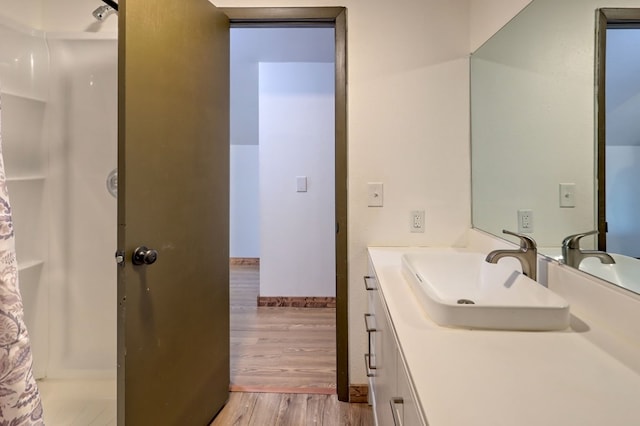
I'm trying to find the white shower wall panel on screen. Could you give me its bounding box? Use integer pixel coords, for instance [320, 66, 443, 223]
[46, 38, 117, 378]
[0, 18, 48, 100]
[0, 18, 49, 379]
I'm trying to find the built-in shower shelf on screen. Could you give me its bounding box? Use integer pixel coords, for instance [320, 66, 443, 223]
[18, 259, 44, 272]
[6, 175, 46, 182]
[0, 90, 47, 104]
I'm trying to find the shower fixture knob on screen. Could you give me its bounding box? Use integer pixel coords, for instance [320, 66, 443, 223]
[132, 246, 158, 265]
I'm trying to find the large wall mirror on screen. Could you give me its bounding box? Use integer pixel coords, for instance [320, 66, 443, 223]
[471, 0, 640, 294]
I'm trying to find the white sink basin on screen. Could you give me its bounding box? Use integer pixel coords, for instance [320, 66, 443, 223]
[539, 248, 640, 294]
[579, 253, 640, 293]
[401, 250, 570, 331]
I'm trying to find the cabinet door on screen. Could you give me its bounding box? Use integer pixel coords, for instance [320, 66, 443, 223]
[397, 358, 427, 426]
[372, 286, 398, 426]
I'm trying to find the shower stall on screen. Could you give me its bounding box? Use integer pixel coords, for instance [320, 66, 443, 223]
[0, 5, 118, 423]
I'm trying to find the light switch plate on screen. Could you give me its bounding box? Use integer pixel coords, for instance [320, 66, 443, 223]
[296, 176, 307, 192]
[367, 182, 383, 207]
[559, 183, 576, 208]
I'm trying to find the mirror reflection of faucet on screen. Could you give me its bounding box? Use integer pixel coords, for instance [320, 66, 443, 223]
[561, 230, 615, 268]
[485, 229, 538, 281]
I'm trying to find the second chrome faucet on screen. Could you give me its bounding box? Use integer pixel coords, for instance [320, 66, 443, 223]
[561, 230, 615, 268]
[485, 229, 538, 281]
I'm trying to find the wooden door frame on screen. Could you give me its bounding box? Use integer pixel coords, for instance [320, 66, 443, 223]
[595, 8, 640, 251]
[221, 7, 349, 402]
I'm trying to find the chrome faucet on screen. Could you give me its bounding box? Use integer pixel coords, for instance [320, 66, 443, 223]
[561, 230, 615, 268]
[485, 230, 538, 281]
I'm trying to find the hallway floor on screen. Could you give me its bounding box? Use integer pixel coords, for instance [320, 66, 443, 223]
[210, 392, 373, 426]
[230, 264, 336, 392]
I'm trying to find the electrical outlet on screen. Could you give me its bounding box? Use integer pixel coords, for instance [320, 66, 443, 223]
[517, 209, 533, 233]
[410, 210, 425, 233]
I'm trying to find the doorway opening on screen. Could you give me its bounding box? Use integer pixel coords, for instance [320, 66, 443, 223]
[596, 8, 640, 256]
[229, 26, 336, 392]
[223, 7, 349, 402]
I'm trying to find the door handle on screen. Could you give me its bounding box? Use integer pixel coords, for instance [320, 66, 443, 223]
[132, 246, 158, 265]
[364, 313, 377, 373]
[364, 313, 377, 333]
[364, 353, 376, 377]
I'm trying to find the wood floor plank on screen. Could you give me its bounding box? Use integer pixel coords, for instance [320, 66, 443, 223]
[248, 392, 283, 425]
[211, 393, 372, 426]
[305, 393, 328, 425]
[230, 265, 336, 391]
[274, 394, 308, 426]
[322, 394, 352, 426]
[210, 392, 258, 426]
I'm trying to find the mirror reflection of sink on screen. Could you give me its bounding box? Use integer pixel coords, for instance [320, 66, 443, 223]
[401, 251, 570, 331]
[539, 248, 640, 294]
[579, 253, 640, 293]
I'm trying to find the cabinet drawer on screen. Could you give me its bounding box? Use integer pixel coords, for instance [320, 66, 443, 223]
[396, 356, 427, 426]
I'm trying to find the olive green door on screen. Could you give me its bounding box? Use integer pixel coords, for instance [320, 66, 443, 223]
[116, 0, 229, 424]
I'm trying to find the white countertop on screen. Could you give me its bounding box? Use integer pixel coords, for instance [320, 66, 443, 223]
[368, 247, 640, 426]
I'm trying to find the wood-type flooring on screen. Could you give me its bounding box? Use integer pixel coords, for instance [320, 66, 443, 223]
[224, 265, 373, 425]
[211, 392, 373, 426]
[230, 264, 336, 392]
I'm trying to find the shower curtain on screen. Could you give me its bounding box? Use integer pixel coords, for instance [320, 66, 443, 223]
[0, 95, 44, 424]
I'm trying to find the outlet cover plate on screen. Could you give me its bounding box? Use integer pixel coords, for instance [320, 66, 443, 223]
[410, 210, 425, 233]
[518, 209, 533, 233]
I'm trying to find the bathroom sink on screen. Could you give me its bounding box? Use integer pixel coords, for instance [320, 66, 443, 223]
[540, 248, 640, 294]
[401, 250, 570, 331]
[579, 253, 640, 294]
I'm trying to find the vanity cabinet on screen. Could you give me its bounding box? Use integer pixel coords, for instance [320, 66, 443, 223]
[364, 265, 426, 426]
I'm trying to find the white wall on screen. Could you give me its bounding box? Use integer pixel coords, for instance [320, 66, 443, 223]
[259, 62, 335, 297]
[230, 145, 259, 258]
[0, 0, 44, 30]
[230, 60, 258, 147]
[605, 29, 640, 258]
[606, 29, 640, 147]
[606, 146, 640, 257]
[469, 0, 532, 52]
[230, 28, 334, 258]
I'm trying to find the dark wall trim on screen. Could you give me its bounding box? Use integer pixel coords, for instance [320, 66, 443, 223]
[221, 6, 350, 402]
[223, 7, 345, 22]
[334, 8, 349, 403]
[596, 10, 607, 251]
[599, 8, 640, 23]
